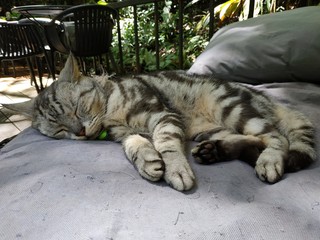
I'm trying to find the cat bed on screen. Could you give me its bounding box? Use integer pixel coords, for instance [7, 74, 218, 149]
[1, 81, 319, 239]
[188, 6, 320, 84]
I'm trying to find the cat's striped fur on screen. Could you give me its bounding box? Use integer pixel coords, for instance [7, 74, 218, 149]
[3, 55, 316, 191]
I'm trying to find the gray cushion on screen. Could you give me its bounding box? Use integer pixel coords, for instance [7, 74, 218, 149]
[1, 82, 320, 239]
[188, 6, 320, 84]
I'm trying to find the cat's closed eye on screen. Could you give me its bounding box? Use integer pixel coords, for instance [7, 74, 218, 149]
[53, 129, 68, 139]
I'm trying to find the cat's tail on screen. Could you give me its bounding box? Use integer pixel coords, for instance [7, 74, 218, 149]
[275, 105, 316, 172]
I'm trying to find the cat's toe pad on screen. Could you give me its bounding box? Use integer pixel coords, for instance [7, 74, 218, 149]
[191, 141, 220, 164]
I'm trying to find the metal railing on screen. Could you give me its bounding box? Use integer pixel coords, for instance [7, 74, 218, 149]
[5, 0, 255, 76]
[109, 0, 211, 74]
[109, 0, 255, 74]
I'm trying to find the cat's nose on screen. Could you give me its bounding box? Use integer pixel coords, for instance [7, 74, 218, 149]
[77, 127, 86, 137]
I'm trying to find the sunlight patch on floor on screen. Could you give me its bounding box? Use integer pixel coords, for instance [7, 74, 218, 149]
[0, 72, 53, 141]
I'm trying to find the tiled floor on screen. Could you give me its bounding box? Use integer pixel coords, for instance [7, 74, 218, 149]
[0, 66, 53, 142]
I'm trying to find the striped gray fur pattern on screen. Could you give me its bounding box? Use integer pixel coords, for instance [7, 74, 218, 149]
[3, 55, 316, 191]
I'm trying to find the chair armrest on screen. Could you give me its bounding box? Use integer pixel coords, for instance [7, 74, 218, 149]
[44, 22, 69, 54]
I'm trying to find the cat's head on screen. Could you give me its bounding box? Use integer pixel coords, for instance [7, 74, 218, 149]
[2, 54, 106, 140]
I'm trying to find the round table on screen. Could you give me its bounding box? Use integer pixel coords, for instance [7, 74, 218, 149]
[11, 5, 71, 18]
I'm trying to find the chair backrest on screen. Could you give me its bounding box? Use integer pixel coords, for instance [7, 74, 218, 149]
[0, 22, 46, 60]
[50, 4, 117, 57]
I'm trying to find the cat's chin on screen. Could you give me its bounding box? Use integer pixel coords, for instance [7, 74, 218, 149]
[69, 131, 101, 140]
[69, 134, 88, 140]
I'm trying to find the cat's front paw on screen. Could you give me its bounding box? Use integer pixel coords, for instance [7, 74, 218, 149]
[135, 149, 165, 182]
[255, 157, 284, 183]
[164, 162, 195, 191]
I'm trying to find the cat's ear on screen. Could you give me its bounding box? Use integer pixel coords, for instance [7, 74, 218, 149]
[58, 53, 81, 83]
[1, 99, 35, 119]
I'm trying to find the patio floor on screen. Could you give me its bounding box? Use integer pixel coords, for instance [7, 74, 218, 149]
[0, 66, 53, 142]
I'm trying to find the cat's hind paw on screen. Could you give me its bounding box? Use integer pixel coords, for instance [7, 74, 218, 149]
[191, 140, 221, 164]
[255, 158, 284, 183]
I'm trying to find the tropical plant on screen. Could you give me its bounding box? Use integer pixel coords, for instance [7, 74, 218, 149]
[214, 0, 320, 27]
[109, 0, 319, 73]
[3, 0, 319, 74]
[111, 0, 210, 73]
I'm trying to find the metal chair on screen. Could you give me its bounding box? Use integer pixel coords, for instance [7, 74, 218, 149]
[44, 4, 118, 75]
[0, 22, 54, 93]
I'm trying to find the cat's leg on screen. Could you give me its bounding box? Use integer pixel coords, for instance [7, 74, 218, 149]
[191, 127, 265, 166]
[192, 122, 288, 183]
[151, 112, 195, 191]
[242, 118, 289, 183]
[253, 131, 288, 183]
[107, 126, 165, 182]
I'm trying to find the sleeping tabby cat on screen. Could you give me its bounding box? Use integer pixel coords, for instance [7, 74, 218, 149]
[3, 55, 316, 191]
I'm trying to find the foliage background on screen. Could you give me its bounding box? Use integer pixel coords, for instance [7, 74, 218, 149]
[110, 0, 320, 72]
[112, 1, 211, 72]
[1, 0, 319, 73]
